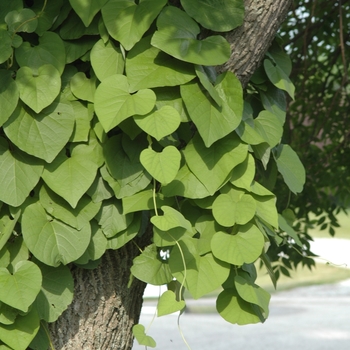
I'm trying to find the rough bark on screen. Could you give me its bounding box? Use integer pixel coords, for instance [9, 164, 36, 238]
[49, 242, 147, 350]
[49, 1, 293, 349]
[218, 0, 293, 87]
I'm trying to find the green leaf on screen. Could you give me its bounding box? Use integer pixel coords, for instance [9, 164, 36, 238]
[5, 9, 37, 33]
[40, 185, 101, 230]
[22, 202, 91, 267]
[102, 0, 167, 50]
[69, 0, 108, 26]
[254, 110, 283, 147]
[0, 138, 43, 207]
[216, 288, 262, 325]
[152, 7, 230, 65]
[0, 30, 12, 64]
[134, 106, 181, 141]
[70, 72, 97, 102]
[63, 37, 96, 63]
[195, 65, 221, 106]
[181, 72, 243, 146]
[42, 144, 99, 208]
[0, 70, 19, 127]
[230, 153, 256, 191]
[157, 290, 185, 317]
[181, 0, 244, 31]
[264, 59, 295, 100]
[211, 224, 265, 265]
[0, 211, 21, 252]
[183, 133, 248, 195]
[126, 36, 195, 92]
[131, 244, 173, 285]
[140, 146, 181, 185]
[169, 239, 230, 299]
[132, 324, 156, 348]
[69, 101, 93, 143]
[260, 86, 286, 124]
[212, 191, 256, 227]
[86, 172, 114, 203]
[15, 32, 66, 75]
[91, 39, 124, 81]
[275, 144, 305, 194]
[4, 101, 74, 163]
[278, 214, 303, 247]
[0, 308, 40, 350]
[95, 74, 156, 132]
[0, 261, 42, 312]
[254, 195, 278, 228]
[0, 303, 17, 326]
[34, 261, 73, 322]
[16, 64, 61, 113]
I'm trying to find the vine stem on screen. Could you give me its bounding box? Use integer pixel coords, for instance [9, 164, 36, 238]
[41, 321, 54, 350]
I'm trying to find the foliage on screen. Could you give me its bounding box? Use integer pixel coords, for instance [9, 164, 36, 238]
[0, 0, 305, 348]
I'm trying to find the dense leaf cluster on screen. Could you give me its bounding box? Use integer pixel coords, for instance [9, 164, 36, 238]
[0, 0, 304, 348]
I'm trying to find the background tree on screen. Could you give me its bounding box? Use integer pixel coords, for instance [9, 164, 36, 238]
[0, 0, 327, 349]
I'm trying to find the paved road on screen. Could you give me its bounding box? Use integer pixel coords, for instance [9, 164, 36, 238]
[133, 239, 350, 349]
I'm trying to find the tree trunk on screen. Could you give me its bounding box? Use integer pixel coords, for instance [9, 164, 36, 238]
[49, 243, 147, 350]
[49, 1, 293, 349]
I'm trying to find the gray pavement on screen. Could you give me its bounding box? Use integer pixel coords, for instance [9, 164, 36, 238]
[133, 239, 350, 349]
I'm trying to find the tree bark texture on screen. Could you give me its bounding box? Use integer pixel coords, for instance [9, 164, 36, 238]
[218, 0, 293, 87]
[49, 1, 293, 349]
[49, 243, 147, 350]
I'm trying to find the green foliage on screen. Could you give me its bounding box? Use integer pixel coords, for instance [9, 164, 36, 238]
[0, 0, 305, 348]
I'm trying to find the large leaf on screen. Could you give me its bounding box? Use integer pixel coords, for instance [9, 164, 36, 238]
[275, 144, 305, 194]
[180, 0, 244, 31]
[34, 261, 73, 322]
[0, 138, 43, 207]
[15, 32, 66, 75]
[4, 101, 74, 163]
[151, 6, 230, 65]
[140, 146, 181, 185]
[70, 72, 97, 102]
[126, 36, 195, 92]
[183, 133, 248, 195]
[169, 238, 230, 299]
[181, 72, 243, 147]
[69, 0, 108, 26]
[102, 0, 166, 50]
[22, 202, 91, 267]
[16, 64, 61, 113]
[211, 224, 265, 265]
[254, 110, 283, 147]
[0, 70, 19, 127]
[42, 144, 99, 208]
[0, 261, 42, 312]
[95, 74, 156, 132]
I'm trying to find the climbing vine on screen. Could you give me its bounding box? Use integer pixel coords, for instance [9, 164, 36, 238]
[0, 0, 305, 349]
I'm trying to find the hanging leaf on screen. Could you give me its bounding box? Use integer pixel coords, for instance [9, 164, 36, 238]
[180, 0, 244, 31]
[69, 0, 108, 27]
[0, 70, 19, 127]
[95, 74, 156, 132]
[70, 72, 97, 102]
[132, 324, 156, 348]
[102, 0, 167, 50]
[0, 30, 12, 64]
[230, 153, 256, 191]
[151, 6, 230, 65]
[254, 110, 283, 147]
[157, 290, 185, 317]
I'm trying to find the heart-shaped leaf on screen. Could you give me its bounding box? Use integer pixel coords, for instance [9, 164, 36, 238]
[4, 101, 75, 163]
[95, 74, 156, 132]
[132, 324, 156, 348]
[69, 0, 108, 26]
[140, 146, 181, 185]
[91, 39, 124, 81]
[254, 110, 283, 147]
[126, 36, 195, 92]
[0, 308, 40, 350]
[42, 144, 99, 208]
[180, 0, 244, 31]
[0, 69, 19, 127]
[134, 106, 181, 141]
[157, 290, 185, 316]
[70, 72, 97, 102]
[152, 7, 230, 66]
[15, 32, 66, 75]
[151, 206, 193, 232]
[0, 137, 43, 207]
[211, 224, 264, 266]
[16, 64, 61, 113]
[102, 0, 166, 50]
[0, 261, 42, 312]
[5, 9, 37, 33]
[22, 202, 91, 267]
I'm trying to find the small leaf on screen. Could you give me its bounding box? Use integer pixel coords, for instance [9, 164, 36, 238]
[157, 290, 185, 316]
[69, 0, 108, 27]
[140, 146, 181, 185]
[95, 74, 156, 132]
[132, 324, 156, 348]
[5, 9, 37, 33]
[70, 72, 97, 102]
[152, 7, 230, 65]
[278, 214, 303, 247]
